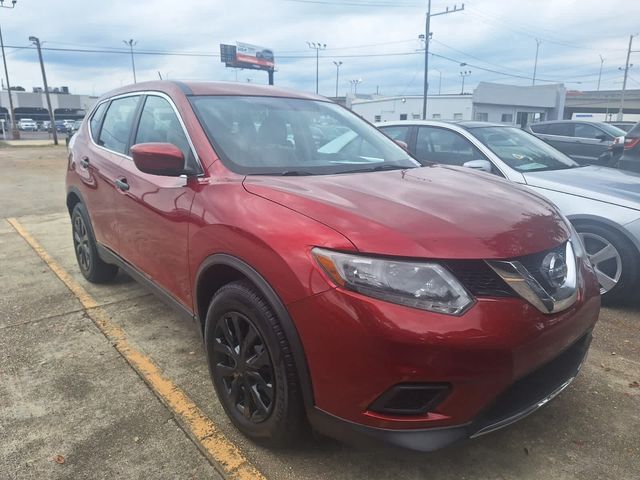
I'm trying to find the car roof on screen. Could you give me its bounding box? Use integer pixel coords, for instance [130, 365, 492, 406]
[101, 80, 327, 102]
[532, 120, 603, 125]
[377, 120, 510, 129]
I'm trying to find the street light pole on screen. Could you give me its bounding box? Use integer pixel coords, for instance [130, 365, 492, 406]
[459, 70, 471, 94]
[307, 42, 326, 94]
[29, 35, 57, 145]
[597, 54, 604, 91]
[123, 39, 137, 84]
[421, 1, 464, 119]
[350, 79, 362, 96]
[532, 38, 541, 85]
[333, 61, 342, 98]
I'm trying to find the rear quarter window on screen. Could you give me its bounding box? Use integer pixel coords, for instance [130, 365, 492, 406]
[89, 102, 108, 139]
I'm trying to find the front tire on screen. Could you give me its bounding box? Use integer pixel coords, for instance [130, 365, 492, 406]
[71, 203, 118, 283]
[204, 281, 305, 447]
[575, 222, 639, 304]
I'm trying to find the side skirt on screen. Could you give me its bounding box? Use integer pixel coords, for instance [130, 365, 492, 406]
[96, 243, 197, 326]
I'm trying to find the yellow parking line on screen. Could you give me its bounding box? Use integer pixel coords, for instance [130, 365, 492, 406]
[7, 217, 266, 480]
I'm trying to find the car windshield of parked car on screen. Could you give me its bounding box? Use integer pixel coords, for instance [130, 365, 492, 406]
[470, 126, 579, 172]
[190, 95, 419, 175]
[597, 123, 626, 137]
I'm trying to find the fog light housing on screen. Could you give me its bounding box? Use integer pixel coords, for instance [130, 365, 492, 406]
[369, 383, 451, 416]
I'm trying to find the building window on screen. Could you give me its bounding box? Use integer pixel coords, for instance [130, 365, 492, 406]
[432, 113, 441, 119]
[453, 113, 463, 120]
[475, 112, 488, 121]
[374, 115, 381, 123]
[501, 113, 513, 123]
[412, 114, 421, 119]
[400, 114, 408, 120]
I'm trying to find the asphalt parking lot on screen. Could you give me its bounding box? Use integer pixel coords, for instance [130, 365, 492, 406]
[1, 145, 639, 480]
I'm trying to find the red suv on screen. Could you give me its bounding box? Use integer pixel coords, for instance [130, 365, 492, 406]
[66, 81, 600, 451]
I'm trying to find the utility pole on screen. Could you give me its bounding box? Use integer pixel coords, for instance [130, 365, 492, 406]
[532, 38, 541, 85]
[597, 54, 604, 91]
[29, 35, 57, 145]
[617, 34, 637, 121]
[307, 42, 326, 94]
[0, 0, 18, 139]
[333, 61, 342, 98]
[1, 24, 17, 139]
[421, 1, 464, 119]
[460, 70, 471, 94]
[123, 39, 137, 84]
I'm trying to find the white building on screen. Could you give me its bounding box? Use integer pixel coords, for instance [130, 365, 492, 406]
[351, 94, 472, 123]
[350, 82, 566, 127]
[0, 90, 98, 124]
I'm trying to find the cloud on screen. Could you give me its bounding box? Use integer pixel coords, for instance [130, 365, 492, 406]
[0, 0, 637, 96]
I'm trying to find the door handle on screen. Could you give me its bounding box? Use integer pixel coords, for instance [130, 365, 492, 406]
[79, 156, 90, 168]
[115, 178, 130, 192]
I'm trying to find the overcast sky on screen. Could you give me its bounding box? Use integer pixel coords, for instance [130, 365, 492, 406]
[1, 0, 639, 98]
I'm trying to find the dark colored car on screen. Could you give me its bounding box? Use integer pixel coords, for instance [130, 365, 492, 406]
[618, 122, 640, 173]
[66, 81, 599, 451]
[527, 120, 625, 165]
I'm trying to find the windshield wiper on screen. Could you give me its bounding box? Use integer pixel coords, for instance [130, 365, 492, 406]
[338, 163, 413, 174]
[251, 170, 316, 176]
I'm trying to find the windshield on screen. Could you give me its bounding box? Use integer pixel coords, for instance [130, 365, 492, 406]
[190, 96, 418, 175]
[470, 126, 579, 172]
[597, 123, 627, 137]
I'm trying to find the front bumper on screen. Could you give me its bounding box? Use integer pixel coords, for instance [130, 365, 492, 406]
[308, 331, 592, 451]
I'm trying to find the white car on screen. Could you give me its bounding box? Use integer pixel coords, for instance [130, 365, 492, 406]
[18, 118, 38, 131]
[378, 120, 640, 303]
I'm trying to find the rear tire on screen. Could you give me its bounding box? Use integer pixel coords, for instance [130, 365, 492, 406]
[71, 203, 118, 283]
[204, 281, 305, 447]
[574, 222, 639, 305]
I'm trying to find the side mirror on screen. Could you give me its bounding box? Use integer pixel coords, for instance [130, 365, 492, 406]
[595, 134, 608, 142]
[462, 159, 493, 173]
[395, 139, 409, 151]
[130, 143, 185, 176]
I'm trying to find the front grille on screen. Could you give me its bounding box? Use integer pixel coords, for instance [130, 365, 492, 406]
[445, 260, 515, 297]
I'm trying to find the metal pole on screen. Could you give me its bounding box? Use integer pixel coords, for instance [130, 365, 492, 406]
[333, 61, 342, 98]
[30, 36, 57, 145]
[532, 38, 541, 85]
[422, 0, 431, 120]
[0, 24, 18, 139]
[597, 55, 604, 91]
[124, 39, 137, 84]
[617, 34, 635, 121]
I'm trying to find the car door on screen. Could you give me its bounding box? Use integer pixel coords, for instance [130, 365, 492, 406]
[112, 93, 201, 309]
[573, 123, 612, 164]
[74, 99, 134, 251]
[414, 126, 488, 167]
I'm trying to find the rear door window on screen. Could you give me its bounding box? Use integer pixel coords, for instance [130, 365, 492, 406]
[98, 95, 141, 154]
[415, 126, 484, 166]
[529, 123, 548, 134]
[89, 102, 108, 140]
[574, 123, 605, 139]
[546, 123, 574, 137]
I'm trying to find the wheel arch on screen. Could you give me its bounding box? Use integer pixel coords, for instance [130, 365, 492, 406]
[567, 214, 640, 257]
[194, 253, 315, 410]
[66, 186, 85, 215]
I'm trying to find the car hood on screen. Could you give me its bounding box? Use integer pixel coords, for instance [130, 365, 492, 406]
[523, 165, 640, 211]
[243, 165, 569, 259]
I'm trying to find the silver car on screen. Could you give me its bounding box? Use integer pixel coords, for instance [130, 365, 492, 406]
[378, 120, 640, 303]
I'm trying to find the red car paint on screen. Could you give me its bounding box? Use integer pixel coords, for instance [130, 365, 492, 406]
[66, 81, 600, 450]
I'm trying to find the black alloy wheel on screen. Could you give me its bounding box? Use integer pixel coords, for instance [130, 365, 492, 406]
[70, 203, 118, 283]
[213, 311, 275, 423]
[73, 212, 92, 274]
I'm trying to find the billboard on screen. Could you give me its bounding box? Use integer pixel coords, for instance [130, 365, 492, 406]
[219, 42, 275, 71]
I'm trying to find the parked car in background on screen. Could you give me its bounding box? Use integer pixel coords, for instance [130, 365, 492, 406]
[608, 121, 637, 133]
[54, 120, 68, 133]
[41, 120, 51, 132]
[378, 120, 640, 303]
[66, 81, 599, 451]
[618, 122, 640, 173]
[526, 120, 625, 165]
[18, 118, 38, 131]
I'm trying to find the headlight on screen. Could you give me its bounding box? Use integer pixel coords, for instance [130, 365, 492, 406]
[312, 248, 474, 315]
